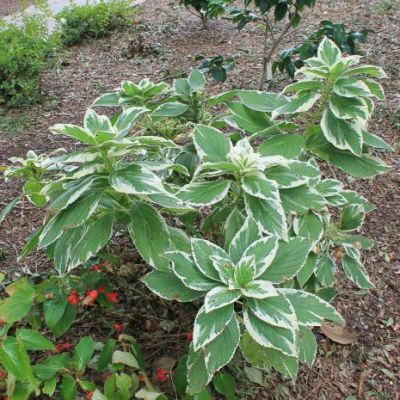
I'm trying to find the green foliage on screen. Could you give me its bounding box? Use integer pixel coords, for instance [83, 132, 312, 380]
[0, 43, 392, 397]
[180, 0, 234, 26]
[274, 20, 373, 78]
[57, 0, 134, 46]
[0, 14, 58, 107]
[200, 55, 235, 82]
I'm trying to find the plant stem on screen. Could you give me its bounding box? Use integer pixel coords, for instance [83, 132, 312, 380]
[258, 15, 297, 90]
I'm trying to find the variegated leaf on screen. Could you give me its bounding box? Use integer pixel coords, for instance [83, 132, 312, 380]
[241, 280, 278, 299]
[204, 287, 241, 312]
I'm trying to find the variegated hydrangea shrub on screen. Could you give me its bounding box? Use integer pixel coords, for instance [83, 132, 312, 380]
[0, 37, 391, 398]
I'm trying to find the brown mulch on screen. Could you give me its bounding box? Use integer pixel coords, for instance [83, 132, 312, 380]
[1, 0, 399, 399]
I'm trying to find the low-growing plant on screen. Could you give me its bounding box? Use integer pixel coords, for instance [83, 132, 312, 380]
[179, 0, 234, 28]
[0, 14, 58, 107]
[200, 55, 236, 82]
[273, 20, 373, 78]
[231, 0, 318, 89]
[0, 39, 392, 398]
[57, 0, 135, 46]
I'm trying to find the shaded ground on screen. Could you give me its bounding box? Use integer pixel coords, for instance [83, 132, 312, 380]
[0, 0, 399, 399]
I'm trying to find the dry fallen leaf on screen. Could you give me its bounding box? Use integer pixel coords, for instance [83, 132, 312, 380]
[320, 321, 358, 344]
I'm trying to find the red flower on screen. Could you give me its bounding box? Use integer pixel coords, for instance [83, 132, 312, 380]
[156, 368, 170, 382]
[86, 392, 94, 400]
[113, 323, 123, 334]
[106, 292, 119, 303]
[82, 289, 99, 305]
[67, 290, 80, 305]
[138, 373, 146, 383]
[185, 332, 193, 341]
[0, 370, 6, 379]
[54, 342, 73, 353]
[92, 264, 101, 272]
[98, 286, 107, 293]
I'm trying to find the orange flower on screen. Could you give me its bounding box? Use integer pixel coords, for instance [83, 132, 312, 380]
[83, 289, 99, 305]
[92, 264, 101, 272]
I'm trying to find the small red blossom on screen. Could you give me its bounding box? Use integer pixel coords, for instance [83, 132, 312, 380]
[98, 286, 107, 293]
[82, 289, 99, 305]
[106, 291, 119, 303]
[67, 290, 80, 305]
[92, 264, 101, 272]
[86, 392, 94, 400]
[54, 342, 73, 353]
[0, 370, 6, 379]
[138, 373, 146, 383]
[156, 368, 170, 382]
[185, 332, 193, 341]
[113, 323, 123, 334]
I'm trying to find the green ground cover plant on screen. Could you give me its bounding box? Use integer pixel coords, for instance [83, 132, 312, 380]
[0, 38, 392, 399]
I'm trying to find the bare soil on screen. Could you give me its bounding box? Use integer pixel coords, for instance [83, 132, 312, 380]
[0, 0, 399, 399]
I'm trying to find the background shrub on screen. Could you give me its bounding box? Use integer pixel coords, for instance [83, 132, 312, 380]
[57, 0, 134, 47]
[0, 15, 58, 107]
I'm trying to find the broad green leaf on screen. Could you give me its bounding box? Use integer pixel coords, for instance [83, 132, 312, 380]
[92, 92, 120, 107]
[280, 288, 344, 326]
[98, 339, 116, 372]
[152, 102, 189, 117]
[272, 92, 320, 118]
[46, 301, 77, 337]
[191, 238, 229, 281]
[39, 193, 100, 248]
[193, 305, 234, 351]
[193, 125, 231, 162]
[293, 212, 323, 240]
[169, 227, 191, 253]
[16, 329, 55, 351]
[327, 150, 390, 178]
[130, 201, 170, 271]
[343, 65, 387, 79]
[0, 337, 37, 388]
[42, 377, 57, 396]
[314, 253, 336, 286]
[70, 214, 114, 269]
[0, 279, 35, 324]
[228, 102, 271, 133]
[242, 173, 280, 202]
[363, 131, 393, 151]
[229, 216, 261, 264]
[240, 236, 279, 278]
[142, 271, 204, 302]
[50, 124, 96, 145]
[333, 78, 371, 98]
[244, 194, 287, 240]
[84, 108, 112, 134]
[317, 37, 341, 66]
[33, 353, 69, 380]
[243, 308, 297, 356]
[166, 251, 218, 291]
[258, 134, 305, 158]
[338, 234, 374, 250]
[328, 94, 368, 120]
[238, 90, 287, 112]
[188, 69, 206, 92]
[61, 375, 77, 400]
[340, 205, 364, 231]
[112, 350, 139, 368]
[342, 255, 373, 289]
[224, 208, 245, 250]
[298, 326, 317, 368]
[213, 372, 236, 400]
[204, 287, 241, 312]
[321, 109, 363, 156]
[74, 336, 94, 371]
[177, 180, 231, 206]
[280, 185, 326, 213]
[361, 78, 385, 99]
[245, 292, 297, 330]
[115, 107, 148, 135]
[261, 237, 314, 283]
[283, 80, 324, 93]
[240, 333, 298, 380]
[186, 345, 212, 395]
[205, 315, 240, 375]
[136, 389, 168, 400]
[109, 165, 164, 195]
